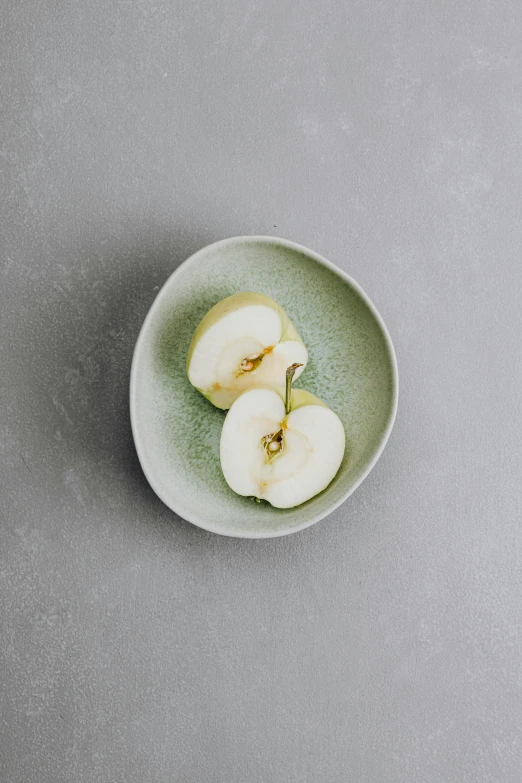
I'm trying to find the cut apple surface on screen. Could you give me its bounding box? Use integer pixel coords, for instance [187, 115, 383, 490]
[187, 293, 308, 409]
[220, 385, 345, 509]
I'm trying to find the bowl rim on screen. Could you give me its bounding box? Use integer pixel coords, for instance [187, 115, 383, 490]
[130, 235, 399, 538]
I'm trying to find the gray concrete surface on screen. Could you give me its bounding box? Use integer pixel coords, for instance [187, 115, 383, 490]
[1, 1, 521, 781]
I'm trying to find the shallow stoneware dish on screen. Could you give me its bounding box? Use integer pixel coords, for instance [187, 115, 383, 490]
[130, 236, 398, 538]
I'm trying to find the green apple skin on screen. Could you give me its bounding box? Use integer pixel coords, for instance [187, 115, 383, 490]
[235, 384, 327, 414]
[287, 388, 327, 411]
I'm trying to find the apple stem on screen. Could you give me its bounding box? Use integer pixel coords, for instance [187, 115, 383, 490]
[285, 363, 303, 415]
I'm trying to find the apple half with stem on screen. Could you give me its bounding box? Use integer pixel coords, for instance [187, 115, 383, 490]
[187, 293, 308, 409]
[220, 364, 345, 508]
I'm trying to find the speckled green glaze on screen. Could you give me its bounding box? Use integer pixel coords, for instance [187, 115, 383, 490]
[130, 236, 398, 538]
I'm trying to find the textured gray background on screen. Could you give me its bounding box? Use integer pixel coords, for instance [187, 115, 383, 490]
[1, 1, 521, 781]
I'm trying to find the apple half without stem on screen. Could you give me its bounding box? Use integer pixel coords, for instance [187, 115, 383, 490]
[220, 382, 346, 509]
[186, 292, 308, 409]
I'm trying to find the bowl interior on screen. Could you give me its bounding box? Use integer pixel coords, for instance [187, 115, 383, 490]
[131, 237, 397, 537]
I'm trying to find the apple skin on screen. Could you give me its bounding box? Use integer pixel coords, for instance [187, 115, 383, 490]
[186, 292, 307, 409]
[249, 384, 327, 411]
[285, 387, 327, 411]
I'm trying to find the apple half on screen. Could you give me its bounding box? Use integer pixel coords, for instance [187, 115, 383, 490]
[187, 293, 308, 409]
[220, 366, 345, 508]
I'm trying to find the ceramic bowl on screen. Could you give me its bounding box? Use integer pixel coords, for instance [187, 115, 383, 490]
[130, 236, 398, 538]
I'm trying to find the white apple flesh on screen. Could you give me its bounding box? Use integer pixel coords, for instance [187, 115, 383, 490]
[187, 293, 308, 409]
[220, 386, 345, 508]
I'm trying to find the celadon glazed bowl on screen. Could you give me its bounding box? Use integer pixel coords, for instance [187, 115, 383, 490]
[130, 236, 398, 538]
